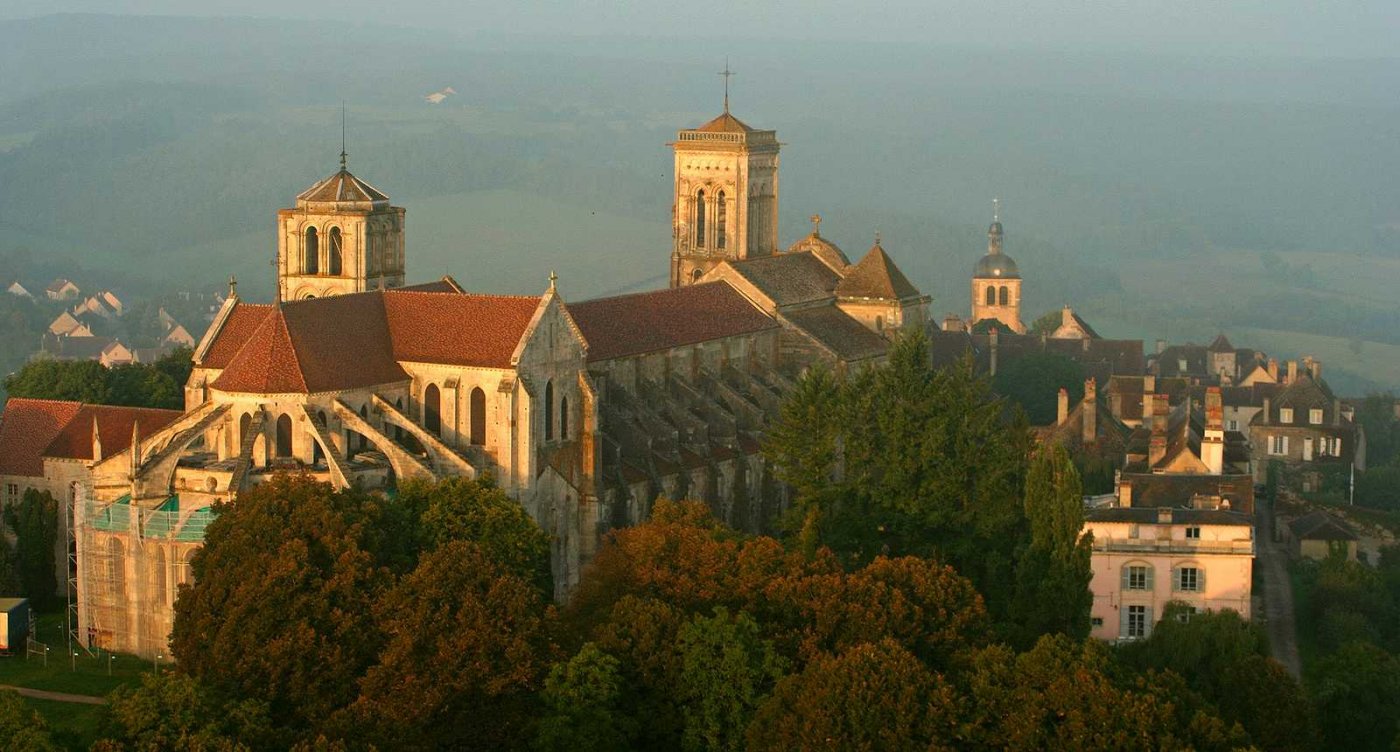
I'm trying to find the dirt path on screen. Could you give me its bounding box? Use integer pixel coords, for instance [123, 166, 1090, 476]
[1257, 498, 1303, 679]
[0, 684, 105, 705]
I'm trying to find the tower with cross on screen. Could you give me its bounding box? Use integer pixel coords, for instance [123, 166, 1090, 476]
[667, 62, 782, 287]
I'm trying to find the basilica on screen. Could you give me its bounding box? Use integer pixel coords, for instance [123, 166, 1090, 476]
[3, 101, 1034, 659]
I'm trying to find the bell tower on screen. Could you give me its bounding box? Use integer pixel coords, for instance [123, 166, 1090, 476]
[276, 149, 406, 301]
[670, 65, 781, 287]
[970, 199, 1026, 333]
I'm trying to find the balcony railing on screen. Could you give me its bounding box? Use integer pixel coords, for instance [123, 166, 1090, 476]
[1092, 538, 1255, 556]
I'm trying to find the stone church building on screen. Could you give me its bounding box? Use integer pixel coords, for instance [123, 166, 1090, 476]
[44, 103, 935, 658]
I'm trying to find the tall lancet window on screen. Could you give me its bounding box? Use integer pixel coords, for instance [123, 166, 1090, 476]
[694, 190, 706, 246]
[985, 286, 996, 306]
[716, 190, 727, 249]
[328, 227, 343, 276]
[999, 286, 1009, 306]
[304, 227, 319, 274]
[544, 380, 555, 441]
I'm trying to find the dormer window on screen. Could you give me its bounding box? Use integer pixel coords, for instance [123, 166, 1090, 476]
[1309, 408, 1323, 425]
[1280, 408, 1294, 424]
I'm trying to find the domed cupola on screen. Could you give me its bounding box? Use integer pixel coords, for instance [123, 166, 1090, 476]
[974, 217, 1019, 279]
[968, 199, 1026, 333]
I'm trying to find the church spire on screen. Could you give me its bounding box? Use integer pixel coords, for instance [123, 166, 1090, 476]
[339, 102, 348, 170]
[988, 197, 1004, 255]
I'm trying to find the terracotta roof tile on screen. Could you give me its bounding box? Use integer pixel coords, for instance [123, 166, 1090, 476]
[384, 291, 541, 368]
[43, 404, 182, 462]
[784, 306, 889, 361]
[297, 169, 389, 203]
[570, 282, 778, 362]
[729, 253, 841, 308]
[0, 399, 83, 476]
[199, 303, 274, 369]
[836, 244, 921, 300]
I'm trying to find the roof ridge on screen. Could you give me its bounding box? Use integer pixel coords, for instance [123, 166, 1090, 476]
[576, 280, 728, 305]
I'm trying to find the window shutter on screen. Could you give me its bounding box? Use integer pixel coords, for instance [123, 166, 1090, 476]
[1335, 437, 1343, 455]
[1121, 566, 1131, 590]
[1172, 566, 1181, 592]
[1145, 564, 1154, 591]
[1282, 436, 1289, 454]
[1119, 608, 1130, 639]
[1198, 568, 1206, 594]
[1143, 606, 1154, 638]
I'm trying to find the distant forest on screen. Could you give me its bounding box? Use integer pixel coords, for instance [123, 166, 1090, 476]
[1, 15, 1398, 392]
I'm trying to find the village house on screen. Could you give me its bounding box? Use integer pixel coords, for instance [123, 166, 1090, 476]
[46, 279, 81, 301]
[1248, 358, 1364, 488]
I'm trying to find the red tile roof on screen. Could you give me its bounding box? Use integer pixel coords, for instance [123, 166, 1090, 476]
[836, 244, 922, 300]
[199, 303, 273, 369]
[384, 291, 541, 368]
[43, 405, 182, 462]
[0, 399, 83, 476]
[206, 290, 543, 395]
[569, 282, 778, 362]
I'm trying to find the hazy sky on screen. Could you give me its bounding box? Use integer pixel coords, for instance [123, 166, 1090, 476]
[3, 1, 1398, 59]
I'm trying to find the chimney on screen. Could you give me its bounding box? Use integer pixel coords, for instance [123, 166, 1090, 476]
[1118, 478, 1133, 507]
[1157, 507, 1173, 524]
[1334, 398, 1342, 427]
[1143, 375, 1155, 394]
[1148, 394, 1168, 466]
[1141, 392, 1155, 427]
[1082, 378, 1098, 445]
[1057, 388, 1070, 426]
[1267, 358, 1279, 382]
[989, 326, 999, 376]
[1286, 360, 1297, 384]
[1062, 305, 1073, 329]
[1311, 359, 1322, 381]
[1156, 339, 1167, 355]
[1202, 387, 1224, 474]
[1262, 397, 1271, 425]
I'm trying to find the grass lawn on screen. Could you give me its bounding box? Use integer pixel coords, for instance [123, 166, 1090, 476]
[23, 697, 107, 751]
[0, 611, 151, 696]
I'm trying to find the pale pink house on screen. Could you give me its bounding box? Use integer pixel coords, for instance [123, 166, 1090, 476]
[1085, 506, 1254, 641]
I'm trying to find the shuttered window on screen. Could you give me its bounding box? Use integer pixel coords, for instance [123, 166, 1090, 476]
[1121, 564, 1153, 591]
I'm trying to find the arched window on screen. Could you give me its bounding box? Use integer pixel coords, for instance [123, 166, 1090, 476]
[328, 227, 343, 276]
[238, 412, 251, 448]
[304, 227, 319, 274]
[694, 189, 707, 246]
[560, 396, 569, 440]
[180, 547, 196, 585]
[999, 286, 1009, 306]
[470, 387, 486, 446]
[544, 380, 554, 441]
[275, 414, 293, 458]
[985, 285, 996, 306]
[691, 268, 704, 282]
[716, 190, 727, 249]
[424, 384, 441, 435]
[875, 316, 884, 331]
[151, 546, 168, 607]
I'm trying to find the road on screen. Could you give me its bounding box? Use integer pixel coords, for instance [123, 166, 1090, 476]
[0, 684, 105, 705]
[1256, 497, 1302, 679]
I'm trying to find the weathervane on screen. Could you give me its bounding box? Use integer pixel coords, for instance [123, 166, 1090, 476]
[339, 102, 348, 170]
[719, 58, 735, 113]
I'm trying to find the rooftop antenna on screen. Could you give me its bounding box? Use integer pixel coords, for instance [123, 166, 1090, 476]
[719, 58, 735, 113]
[339, 102, 348, 170]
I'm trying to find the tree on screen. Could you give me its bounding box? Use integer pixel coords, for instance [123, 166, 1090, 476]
[1011, 443, 1092, 645]
[747, 639, 959, 752]
[963, 635, 1244, 751]
[95, 672, 274, 751]
[674, 608, 785, 752]
[5, 489, 57, 607]
[535, 643, 634, 752]
[106, 363, 181, 409]
[402, 475, 553, 595]
[762, 366, 842, 555]
[1308, 641, 1400, 751]
[170, 476, 396, 732]
[991, 351, 1086, 425]
[0, 689, 61, 751]
[2, 358, 108, 403]
[345, 540, 548, 751]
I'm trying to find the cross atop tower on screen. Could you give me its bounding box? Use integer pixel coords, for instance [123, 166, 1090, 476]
[993, 196, 1000, 222]
[719, 59, 736, 113]
[810, 214, 822, 236]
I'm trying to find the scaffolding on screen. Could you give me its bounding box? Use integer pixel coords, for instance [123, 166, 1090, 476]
[68, 483, 214, 661]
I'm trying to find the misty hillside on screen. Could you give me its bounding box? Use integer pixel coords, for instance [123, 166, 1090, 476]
[2, 14, 1398, 392]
